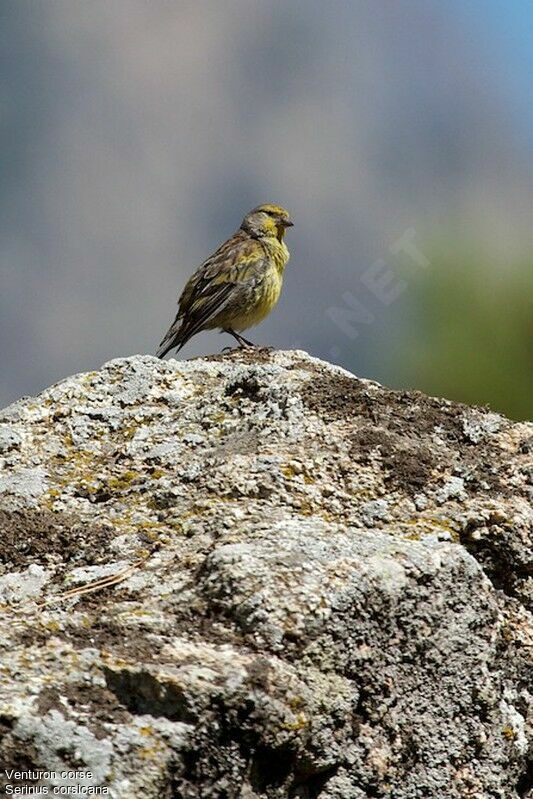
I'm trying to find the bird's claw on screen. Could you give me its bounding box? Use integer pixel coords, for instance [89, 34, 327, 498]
[221, 344, 273, 354]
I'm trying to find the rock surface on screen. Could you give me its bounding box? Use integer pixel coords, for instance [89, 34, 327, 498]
[0, 349, 531, 799]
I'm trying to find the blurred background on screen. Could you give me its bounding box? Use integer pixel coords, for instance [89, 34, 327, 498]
[1, 0, 532, 419]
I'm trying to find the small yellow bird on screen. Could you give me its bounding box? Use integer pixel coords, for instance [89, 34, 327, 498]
[157, 204, 293, 357]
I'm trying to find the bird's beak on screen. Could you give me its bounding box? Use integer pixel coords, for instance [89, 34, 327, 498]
[284, 220, 294, 227]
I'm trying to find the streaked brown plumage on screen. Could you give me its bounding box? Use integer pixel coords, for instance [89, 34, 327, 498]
[157, 204, 293, 357]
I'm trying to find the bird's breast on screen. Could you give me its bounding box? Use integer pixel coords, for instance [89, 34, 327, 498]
[231, 267, 283, 331]
[270, 239, 290, 274]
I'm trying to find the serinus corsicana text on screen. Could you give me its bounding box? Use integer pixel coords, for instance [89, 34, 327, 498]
[157, 204, 293, 357]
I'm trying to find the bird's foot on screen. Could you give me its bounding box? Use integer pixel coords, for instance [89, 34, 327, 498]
[223, 329, 257, 349]
[222, 330, 274, 352]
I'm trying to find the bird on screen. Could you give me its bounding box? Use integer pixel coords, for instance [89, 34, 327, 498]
[156, 204, 293, 358]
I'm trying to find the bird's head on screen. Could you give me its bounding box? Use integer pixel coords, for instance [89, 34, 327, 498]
[241, 204, 293, 242]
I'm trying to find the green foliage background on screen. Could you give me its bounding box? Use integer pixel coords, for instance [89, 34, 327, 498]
[395, 244, 533, 421]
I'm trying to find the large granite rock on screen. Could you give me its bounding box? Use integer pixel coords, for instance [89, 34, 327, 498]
[0, 350, 530, 798]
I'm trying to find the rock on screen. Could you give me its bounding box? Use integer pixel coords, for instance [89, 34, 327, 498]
[0, 349, 530, 799]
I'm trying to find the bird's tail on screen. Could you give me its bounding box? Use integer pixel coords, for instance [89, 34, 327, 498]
[156, 319, 186, 359]
[156, 340, 178, 359]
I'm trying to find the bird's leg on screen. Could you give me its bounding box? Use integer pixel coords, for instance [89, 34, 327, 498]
[224, 329, 256, 349]
[220, 329, 244, 351]
[222, 329, 274, 352]
[235, 333, 257, 348]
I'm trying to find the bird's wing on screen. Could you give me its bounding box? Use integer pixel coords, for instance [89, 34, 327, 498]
[157, 233, 265, 356]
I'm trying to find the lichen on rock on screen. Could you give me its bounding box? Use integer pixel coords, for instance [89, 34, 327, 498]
[0, 349, 530, 798]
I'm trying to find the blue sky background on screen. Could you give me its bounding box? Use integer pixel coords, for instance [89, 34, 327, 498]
[458, 0, 533, 131]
